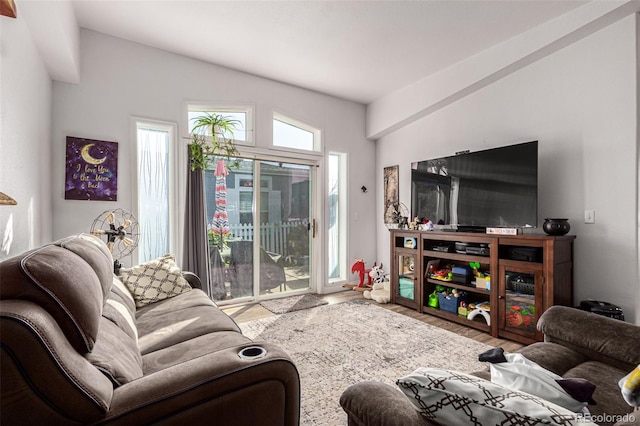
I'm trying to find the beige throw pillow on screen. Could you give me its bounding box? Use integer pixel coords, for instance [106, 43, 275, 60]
[119, 254, 192, 308]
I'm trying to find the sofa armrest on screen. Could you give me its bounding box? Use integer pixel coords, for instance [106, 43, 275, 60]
[340, 381, 426, 426]
[101, 343, 299, 425]
[538, 305, 640, 371]
[181, 271, 202, 289]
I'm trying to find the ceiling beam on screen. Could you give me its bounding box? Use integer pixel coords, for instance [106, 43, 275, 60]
[366, 0, 640, 140]
[19, 0, 80, 83]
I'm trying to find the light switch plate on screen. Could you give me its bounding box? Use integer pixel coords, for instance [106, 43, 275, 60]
[584, 210, 595, 224]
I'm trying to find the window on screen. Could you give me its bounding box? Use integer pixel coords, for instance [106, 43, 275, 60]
[188, 104, 254, 145]
[328, 152, 347, 281]
[135, 119, 177, 263]
[273, 112, 321, 152]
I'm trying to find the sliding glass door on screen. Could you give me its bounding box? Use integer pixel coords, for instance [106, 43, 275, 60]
[205, 157, 314, 303]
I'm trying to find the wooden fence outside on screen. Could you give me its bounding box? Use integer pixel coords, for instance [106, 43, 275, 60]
[207, 221, 306, 257]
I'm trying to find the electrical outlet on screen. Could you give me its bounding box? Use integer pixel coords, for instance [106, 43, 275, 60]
[584, 210, 595, 224]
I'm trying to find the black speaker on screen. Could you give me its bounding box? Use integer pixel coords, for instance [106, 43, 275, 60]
[579, 300, 625, 321]
[507, 247, 541, 262]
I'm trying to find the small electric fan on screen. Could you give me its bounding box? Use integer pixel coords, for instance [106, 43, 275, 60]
[90, 208, 140, 274]
[386, 202, 410, 229]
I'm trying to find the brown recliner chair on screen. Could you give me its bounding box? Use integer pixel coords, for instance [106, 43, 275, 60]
[1, 234, 300, 425]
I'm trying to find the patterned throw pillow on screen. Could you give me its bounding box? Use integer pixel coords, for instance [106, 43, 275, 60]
[397, 368, 595, 425]
[119, 254, 192, 308]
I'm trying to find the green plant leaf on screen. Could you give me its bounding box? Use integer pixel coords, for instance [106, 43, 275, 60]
[188, 112, 241, 171]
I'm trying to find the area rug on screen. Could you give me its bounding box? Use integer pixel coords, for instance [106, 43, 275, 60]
[259, 293, 328, 314]
[239, 300, 493, 425]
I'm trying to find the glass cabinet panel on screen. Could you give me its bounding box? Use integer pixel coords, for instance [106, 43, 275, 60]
[397, 254, 417, 301]
[503, 270, 537, 335]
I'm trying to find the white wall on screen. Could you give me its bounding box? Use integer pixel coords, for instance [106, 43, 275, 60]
[0, 15, 53, 260]
[51, 29, 376, 291]
[375, 15, 639, 323]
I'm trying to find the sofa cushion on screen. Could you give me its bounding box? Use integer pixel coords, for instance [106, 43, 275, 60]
[103, 297, 137, 341]
[105, 277, 138, 341]
[142, 330, 253, 375]
[1, 300, 114, 423]
[397, 368, 594, 425]
[564, 361, 633, 419]
[518, 342, 589, 376]
[136, 290, 241, 355]
[340, 381, 426, 426]
[55, 234, 114, 303]
[0, 242, 107, 353]
[119, 254, 192, 308]
[135, 286, 218, 321]
[86, 316, 143, 386]
[111, 275, 136, 313]
[539, 306, 640, 372]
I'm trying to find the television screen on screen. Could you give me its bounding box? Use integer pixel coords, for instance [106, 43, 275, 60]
[411, 141, 538, 230]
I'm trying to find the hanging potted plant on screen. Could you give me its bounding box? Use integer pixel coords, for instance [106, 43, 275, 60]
[189, 112, 241, 171]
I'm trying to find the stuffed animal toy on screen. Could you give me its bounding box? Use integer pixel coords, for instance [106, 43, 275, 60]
[351, 259, 372, 288]
[368, 263, 385, 284]
[620, 365, 640, 407]
[363, 281, 391, 304]
[364, 264, 390, 303]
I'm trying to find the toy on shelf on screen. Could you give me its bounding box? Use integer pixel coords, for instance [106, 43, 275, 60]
[458, 300, 469, 316]
[421, 218, 434, 231]
[469, 262, 482, 276]
[437, 288, 467, 313]
[506, 303, 535, 331]
[430, 267, 452, 282]
[467, 301, 491, 325]
[428, 291, 439, 308]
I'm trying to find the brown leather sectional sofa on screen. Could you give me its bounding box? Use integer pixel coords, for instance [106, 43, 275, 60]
[0, 234, 300, 425]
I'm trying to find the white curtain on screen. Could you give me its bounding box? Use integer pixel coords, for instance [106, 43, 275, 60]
[137, 128, 170, 262]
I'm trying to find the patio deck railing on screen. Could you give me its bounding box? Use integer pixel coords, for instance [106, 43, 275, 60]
[207, 221, 307, 258]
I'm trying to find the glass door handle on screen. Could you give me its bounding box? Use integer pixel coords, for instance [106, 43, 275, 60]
[308, 219, 317, 238]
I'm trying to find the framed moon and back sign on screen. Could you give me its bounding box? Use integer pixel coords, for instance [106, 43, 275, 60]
[65, 136, 118, 201]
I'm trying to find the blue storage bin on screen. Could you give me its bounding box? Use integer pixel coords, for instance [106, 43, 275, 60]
[438, 292, 467, 313]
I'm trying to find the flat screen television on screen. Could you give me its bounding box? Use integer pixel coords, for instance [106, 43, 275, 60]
[411, 141, 538, 231]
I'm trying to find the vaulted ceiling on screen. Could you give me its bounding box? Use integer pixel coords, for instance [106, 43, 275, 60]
[24, 0, 589, 104]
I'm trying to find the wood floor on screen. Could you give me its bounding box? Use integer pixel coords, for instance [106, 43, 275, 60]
[222, 289, 524, 353]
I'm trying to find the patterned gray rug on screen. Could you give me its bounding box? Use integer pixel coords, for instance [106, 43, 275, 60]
[239, 300, 493, 425]
[260, 293, 328, 314]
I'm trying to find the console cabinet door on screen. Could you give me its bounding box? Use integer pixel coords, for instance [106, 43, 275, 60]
[498, 264, 544, 342]
[391, 251, 421, 311]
